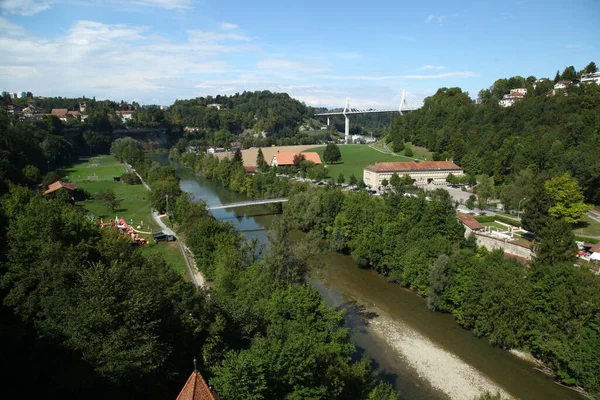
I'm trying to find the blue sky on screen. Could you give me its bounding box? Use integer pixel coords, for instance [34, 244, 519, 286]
[0, 0, 598, 107]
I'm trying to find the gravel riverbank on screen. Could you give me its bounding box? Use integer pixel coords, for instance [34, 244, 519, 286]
[369, 314, 511, 400]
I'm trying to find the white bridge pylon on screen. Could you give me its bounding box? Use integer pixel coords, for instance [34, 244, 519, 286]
[314, 90, 425, 143]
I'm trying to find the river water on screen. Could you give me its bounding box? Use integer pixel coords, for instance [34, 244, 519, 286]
[166, 159, 583, 400]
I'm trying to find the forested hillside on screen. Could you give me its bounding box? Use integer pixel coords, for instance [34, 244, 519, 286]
[169, 91, 313, 140]
[387, 76, 600, 205]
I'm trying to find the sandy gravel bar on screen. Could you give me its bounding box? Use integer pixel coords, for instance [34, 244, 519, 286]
[215, 145, 326, 167]
[370, 315, 511, 400]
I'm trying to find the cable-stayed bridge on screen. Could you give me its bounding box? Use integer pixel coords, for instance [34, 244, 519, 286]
[315, 90, 425, 143]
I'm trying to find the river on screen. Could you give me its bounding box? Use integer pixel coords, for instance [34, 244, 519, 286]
[164, 158, 583, 400]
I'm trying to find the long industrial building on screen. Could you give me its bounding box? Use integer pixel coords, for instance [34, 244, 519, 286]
[363, 160, 464, 190]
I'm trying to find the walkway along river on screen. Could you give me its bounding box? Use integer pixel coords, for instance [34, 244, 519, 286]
[159, 157, 584, 400]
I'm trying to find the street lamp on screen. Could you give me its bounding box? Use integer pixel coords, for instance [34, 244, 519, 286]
[517, 197, 526, 218]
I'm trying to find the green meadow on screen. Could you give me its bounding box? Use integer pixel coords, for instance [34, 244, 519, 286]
[306, 143, 432, 181]
[59, 155, 188, 276]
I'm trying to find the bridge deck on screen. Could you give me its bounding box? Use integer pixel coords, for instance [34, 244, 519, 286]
[208, 198, 288, 210]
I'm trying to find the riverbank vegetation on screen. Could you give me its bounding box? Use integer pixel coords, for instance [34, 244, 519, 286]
[178, 148, 600, 399]
[0, 122, 397, 398]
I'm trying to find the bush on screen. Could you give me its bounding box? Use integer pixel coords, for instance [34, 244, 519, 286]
[404, 147, 413, 157]
[120, 172, 141, 185]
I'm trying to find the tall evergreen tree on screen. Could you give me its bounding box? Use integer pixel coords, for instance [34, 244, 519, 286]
[256, 147, 267, 171]
[521, 179, 550, 235]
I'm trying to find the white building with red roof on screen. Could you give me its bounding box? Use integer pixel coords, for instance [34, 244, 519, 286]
[363, 160, 463, 190]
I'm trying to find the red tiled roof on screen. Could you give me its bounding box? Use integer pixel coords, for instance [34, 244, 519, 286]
[272, 152, 322, 165]
[244, 166, 256, 173]
[51, 108, 68, 116]
[457, 214, 485, 230]
[591, 242, 600, 253]
[365, 161, 462, 173]
[176, 371, 217, 400]
[43, 181, 77, 196]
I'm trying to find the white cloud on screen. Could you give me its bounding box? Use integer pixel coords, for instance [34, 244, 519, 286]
[257, 58, 329, 74]
[319, 72, 475, 81]
[0, 16, 25, 35]
[422, 65, 446, 70]
[130, 0, 195, 10]
[220, 22, 238, 30]
[0, 19, 253, 100]
[425, 14, 448, 24]
[0, 0, 53, 15]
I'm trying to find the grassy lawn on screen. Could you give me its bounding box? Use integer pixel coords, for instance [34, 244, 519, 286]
[574, 215, 600, 238]
[141, 241, 188, 277]
[60, 154, 188, 276]
[482, 221, 508, 230]
[306, 144, 430, 181]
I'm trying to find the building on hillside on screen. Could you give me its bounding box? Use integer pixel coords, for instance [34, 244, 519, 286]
[6, 104, 23, 115]
[22, 105, 44, 117]
[581, 72, 600, 85]
[457, 214, 485, 236]
[553, 79, 580, 95]
[207, 147, 225, 154]
[176, 360, 219, 400]
[43, 181, 78, 202]
[79, 102, 87, 113]
[270, 151, 322, 167]
[51, 108, 69, 121]
[230, 141, 243, 151]
[116, 110, 134, 121]
[363, 160, 463, 191]
[244, 166, 256, 174]
[499, 88, 527, 107]
[207, 103, 223, 110]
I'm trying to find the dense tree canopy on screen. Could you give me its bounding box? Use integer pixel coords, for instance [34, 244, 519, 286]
[388, 74, 600, 204]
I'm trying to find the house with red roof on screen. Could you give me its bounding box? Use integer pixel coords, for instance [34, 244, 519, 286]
[363, 160, 463, 191]
[271, 151, 322, 167]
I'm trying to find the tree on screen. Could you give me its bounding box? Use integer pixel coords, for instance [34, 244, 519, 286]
[554, 70, 560, 83]
[349, 174, 358, 187]
[256, 148, 268, 171]
[323, 143, 342, 163]
[389, 173, 401, 189]
[466, 194, 476, 210]
[544, 173, 590, 224]
[584, 61, 598, 74]
[337, 173, 345, 185]
[149, 180, 183, 213]
[357, 179, 367, 190]
[232, 148, 243, 164]
[427, 255, 451, 311]
[534, 218, 576, 265]
[476, 175, 494, 209]
[96, 189, 121, 212]
[561, 66, 577, 81]
[404, 147, 413, 157]
[292, 153, 306, 167]
[521, 178, 550, 234]
[381, 178, 389, 188]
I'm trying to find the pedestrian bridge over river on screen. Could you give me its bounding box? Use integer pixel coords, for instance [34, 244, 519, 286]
[208, 198, 288, 210]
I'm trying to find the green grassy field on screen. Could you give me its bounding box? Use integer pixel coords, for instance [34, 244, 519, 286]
[60, 155, 188, 277]
[306, 144, 431, 181]
[575, 215, 600, 238]
[142, 241, 188, 277]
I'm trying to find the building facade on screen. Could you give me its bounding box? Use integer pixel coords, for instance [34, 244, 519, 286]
[363, 160, 464, 190]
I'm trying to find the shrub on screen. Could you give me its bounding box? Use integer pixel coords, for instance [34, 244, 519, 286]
[121, 172, 141, 185]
